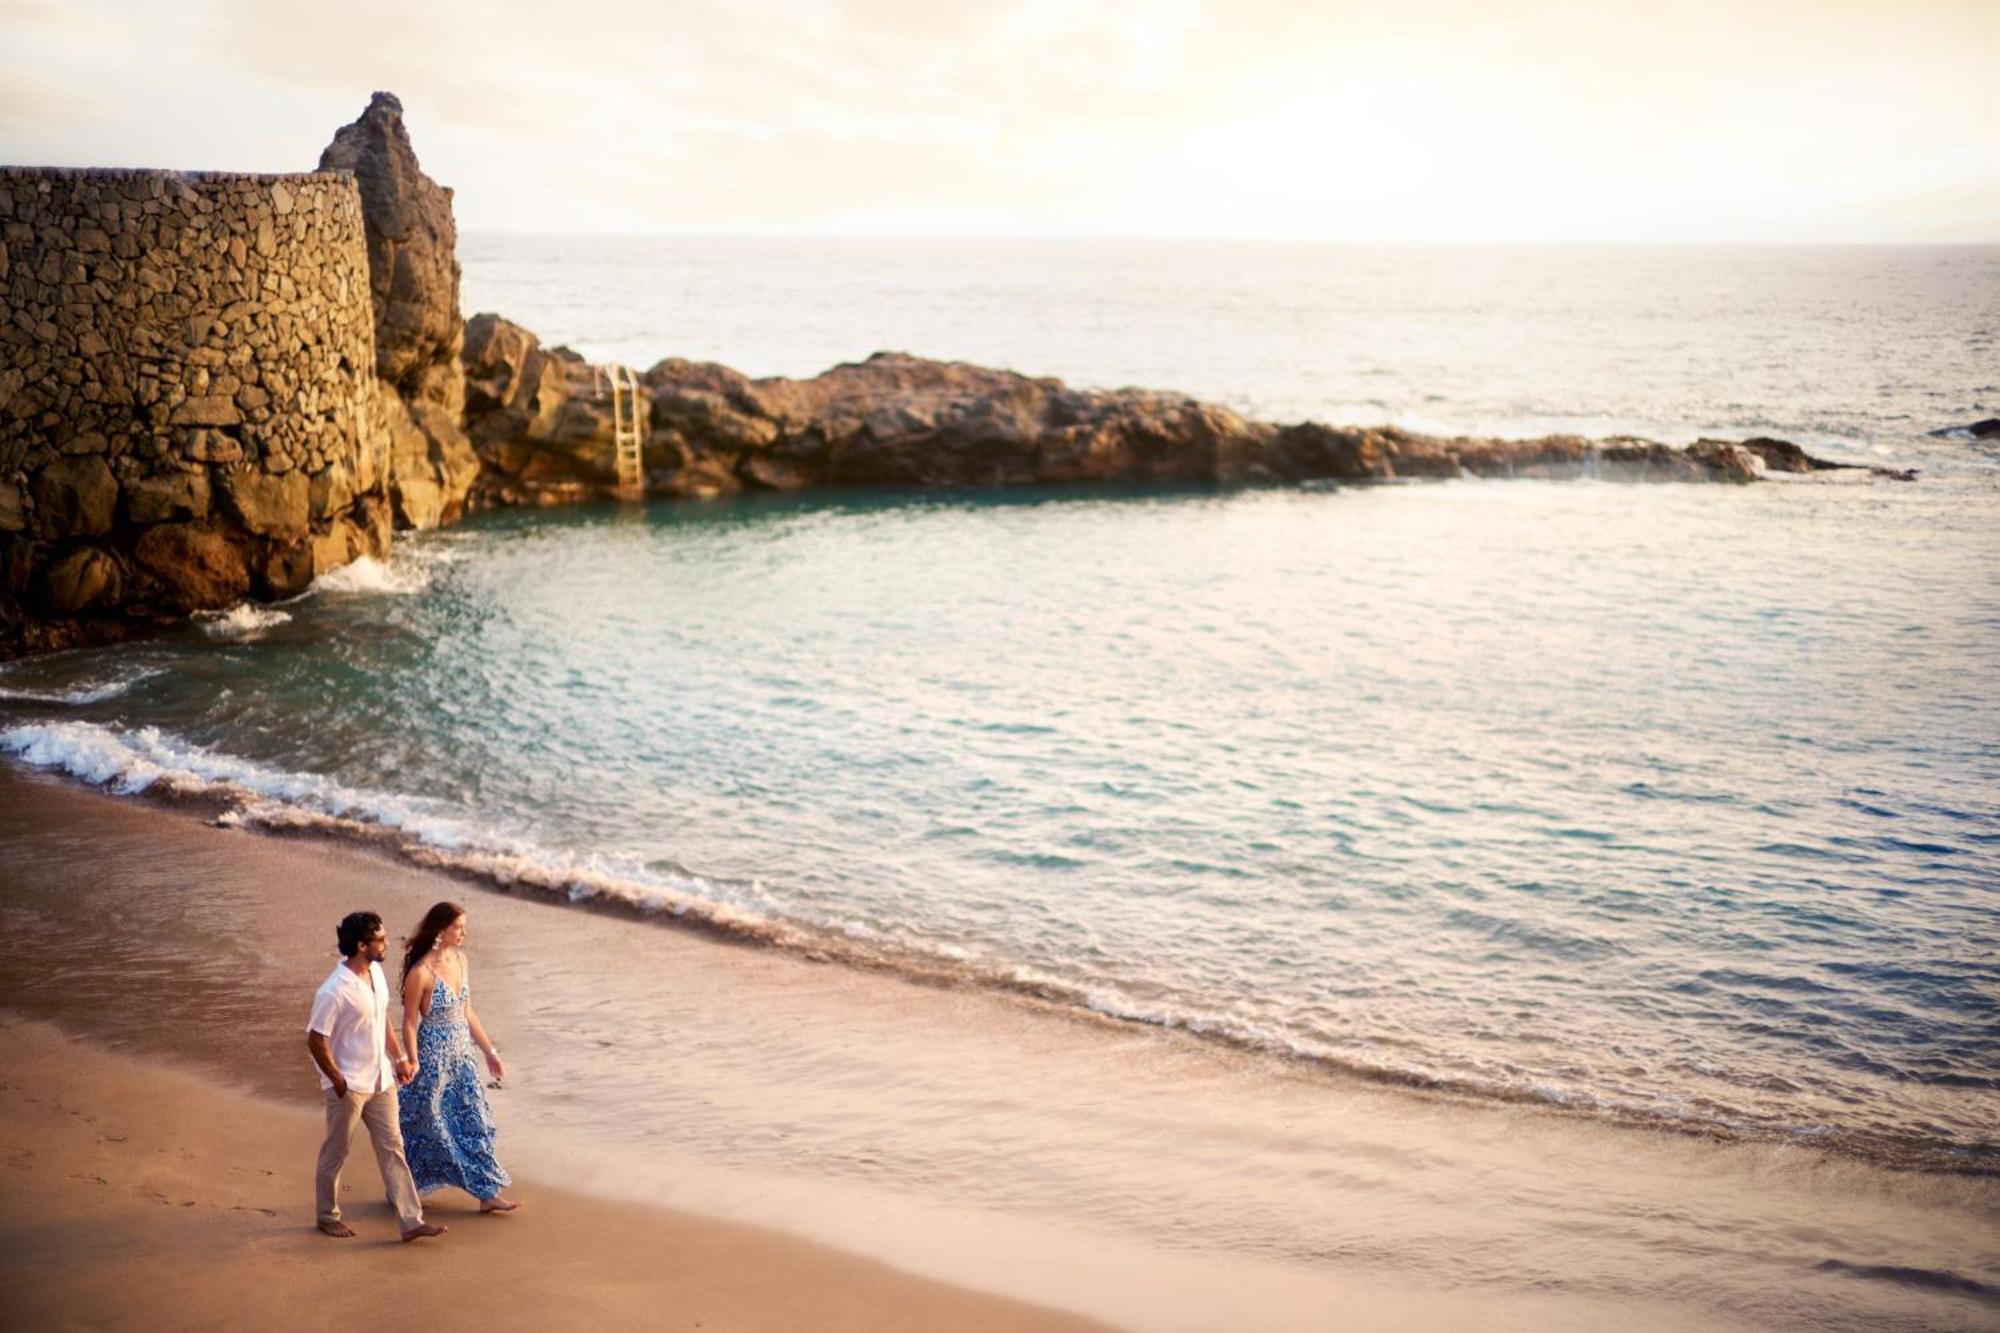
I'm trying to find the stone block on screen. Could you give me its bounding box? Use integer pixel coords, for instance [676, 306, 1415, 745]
[36, 543, 122, 615]
[169, 394, 242, 426]
[218, 467, 309, 540]
[31, 455, 117, 537]
[123, 469, 211, 525]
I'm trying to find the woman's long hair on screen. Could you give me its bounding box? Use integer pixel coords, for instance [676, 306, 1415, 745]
[401, 901, 466, 983]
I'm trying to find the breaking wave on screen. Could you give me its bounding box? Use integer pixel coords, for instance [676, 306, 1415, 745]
[195, 604, 293, 640]
[311, 555, 431, 596]
[0, 665, 163, 706]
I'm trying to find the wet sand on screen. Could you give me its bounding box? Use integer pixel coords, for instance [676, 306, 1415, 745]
[0, 1017, 1114, 1333]
[1, 766, 1996, 1332]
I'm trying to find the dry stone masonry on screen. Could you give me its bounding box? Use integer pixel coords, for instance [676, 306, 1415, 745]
[0, 165, 392, 652]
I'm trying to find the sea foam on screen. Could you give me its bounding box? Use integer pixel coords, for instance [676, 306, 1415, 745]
[311, 555, 430, 595]
[196, 603, 293, 639]
[0, 666, 162, 706]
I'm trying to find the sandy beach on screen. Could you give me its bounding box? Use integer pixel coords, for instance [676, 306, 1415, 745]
[1, 765, 1995, 1332]
[0, 1016, 1111, 1333]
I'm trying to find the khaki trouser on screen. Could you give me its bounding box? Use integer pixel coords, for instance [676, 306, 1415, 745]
[315, 1084, 424, 1230]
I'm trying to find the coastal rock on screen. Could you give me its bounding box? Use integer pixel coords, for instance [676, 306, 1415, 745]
[1685, 440, 1760, 484]
[318, 92, 460, 392]
[218, 468, 310, 542]
[319, 93, 478, 528]
[31, 456, 118, 539]
[1737, 437, 1842, 474]
[132, 522, 251, 610]
[310, 515, 369, 578]
[35, 544, 121, 615]
[122, 471, 212, 526]
[462, 341, 1870, 506]
[380, 395, 444, 529]
[256, 540, 316, 600]
[1266, 423, 1399, 481]
[460, 314, 652, 501]
[1928, 417, 2000, 440]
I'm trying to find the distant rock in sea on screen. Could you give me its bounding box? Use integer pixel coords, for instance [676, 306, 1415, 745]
[1927, 417, 2000, 441]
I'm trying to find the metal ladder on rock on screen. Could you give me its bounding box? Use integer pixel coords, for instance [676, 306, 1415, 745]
[595, 363, 645, 500]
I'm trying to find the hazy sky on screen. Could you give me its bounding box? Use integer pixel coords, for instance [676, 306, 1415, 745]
[2, 0, 1994, 241]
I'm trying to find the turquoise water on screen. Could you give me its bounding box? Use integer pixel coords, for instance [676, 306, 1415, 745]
[4, 241, 1997, 1174]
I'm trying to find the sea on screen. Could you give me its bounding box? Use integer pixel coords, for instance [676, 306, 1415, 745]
[3, 239, 1997, 1328]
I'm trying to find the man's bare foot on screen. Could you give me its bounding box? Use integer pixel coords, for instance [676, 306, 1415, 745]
[318, 1220, 357, 1238]
[400, 1222, 448, 1242]
[479, 1196, 520, 1214]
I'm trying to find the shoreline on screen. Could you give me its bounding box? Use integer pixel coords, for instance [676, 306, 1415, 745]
[3, 763, 1997, 1332]
[2, 693, 1990, 1179]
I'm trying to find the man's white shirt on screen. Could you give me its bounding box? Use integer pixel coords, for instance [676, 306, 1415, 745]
[307, 959, 396, 1093]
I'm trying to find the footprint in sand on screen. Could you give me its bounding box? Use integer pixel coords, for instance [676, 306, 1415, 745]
[230, 1205, 280, 1218]
[4, 1149, 32, 1171]
[69, 1173, 108, 1185]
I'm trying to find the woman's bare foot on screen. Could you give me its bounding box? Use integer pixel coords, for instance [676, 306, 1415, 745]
[479, 1196, 520, 1213]
[400, 1222, 449, 1242]
[317, 1220, 357, 1238]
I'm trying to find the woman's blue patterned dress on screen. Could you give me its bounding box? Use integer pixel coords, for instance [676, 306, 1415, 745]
[400, 974, 511, 1200]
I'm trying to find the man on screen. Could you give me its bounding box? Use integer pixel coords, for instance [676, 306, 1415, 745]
[306, 910, 447, 1242]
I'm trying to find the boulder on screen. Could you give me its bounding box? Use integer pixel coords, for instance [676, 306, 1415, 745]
[257, 540, 316, 600]
[35, 544, 121, 615]
[1738, 437, 1846, 473]
[123, 470, 212, 525]
[31, 456, 118, 538]
[133, 522, 251, 610]
[1686, 439, 1759, 484]
[310, 516, 368, 578]
[1927, 417, 2000, 440]
[219, 468, 310, 541]
[380, 394, 445, 529]
[1267, 423, 1397, 481]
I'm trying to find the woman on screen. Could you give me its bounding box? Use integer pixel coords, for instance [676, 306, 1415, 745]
[398, 901, 518, 1213]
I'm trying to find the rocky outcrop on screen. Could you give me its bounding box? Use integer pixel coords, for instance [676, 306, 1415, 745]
[461, 336, 1849, 504]
[1928, 418, 2000, 441]
[319, 93, 478, 529]
[0, 165, 394, 658]
[461, 313, 651, 506]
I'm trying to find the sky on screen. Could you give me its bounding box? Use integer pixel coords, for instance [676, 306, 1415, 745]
[1, 0, 1994, 242]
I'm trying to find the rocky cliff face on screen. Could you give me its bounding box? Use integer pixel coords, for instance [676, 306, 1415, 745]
[461, 313, 652, 507]
[318, 93, 478, 530]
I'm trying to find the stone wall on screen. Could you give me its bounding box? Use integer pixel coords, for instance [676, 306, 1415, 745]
[0, 166, 391, 652]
